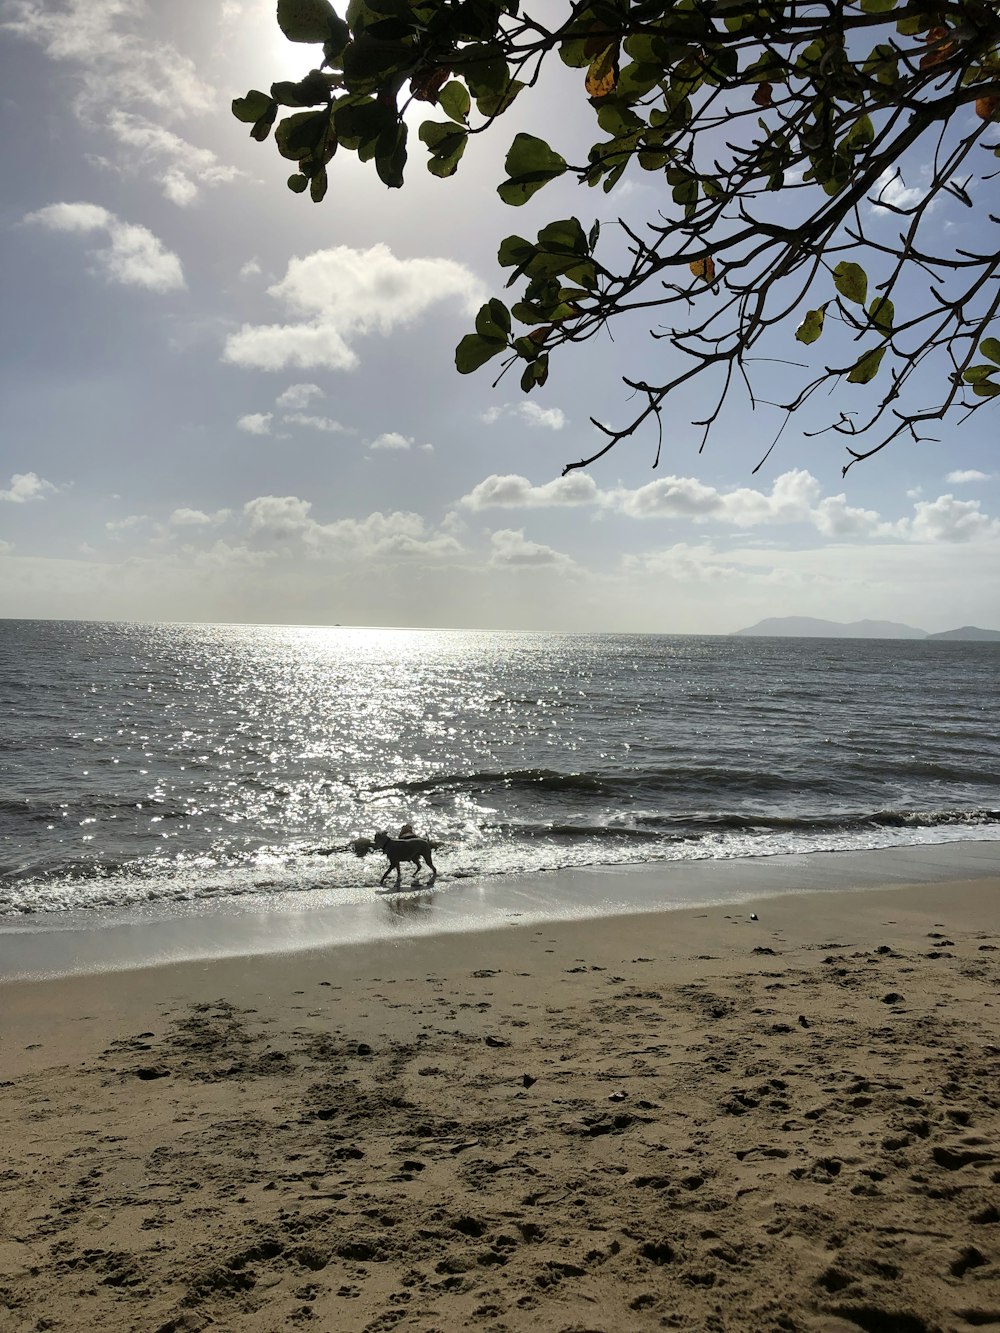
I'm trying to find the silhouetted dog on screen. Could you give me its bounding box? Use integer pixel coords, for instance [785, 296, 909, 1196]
[372, 830, 437, 888]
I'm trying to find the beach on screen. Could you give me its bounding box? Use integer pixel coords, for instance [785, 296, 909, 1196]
[2, 871, 999, 1332]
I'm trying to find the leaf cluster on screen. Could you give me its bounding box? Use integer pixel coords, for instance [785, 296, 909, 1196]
[236, 0, 1000, 474]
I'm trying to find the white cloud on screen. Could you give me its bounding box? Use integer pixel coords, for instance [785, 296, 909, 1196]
[947, 469, 990, 484]
[870, 168, 928, 213]
[169, 508, 231, 527]
[242, 494, 461, 561]
[3, 0, 213, 120]
[0, 539, 13, 554]
[106, 514, 150, 536]
[243, 495, 313, 537]
[480, 402, 567, 430]
[237, 412, 273, 435]
[24, 202, 184, 293]
[239, 258, 262, 281]
[616, 469, 822, 526]
[105, 111, 245, 207]
[622, 542, 746, 583]
[461, 472, 601, 509]
[459, 467, 1000, 547]
[811, 494, 895, 540]
[276, 383, 323, 410]
[0, 472, 56, 503]
[489, 528, 576, 570]
[900, 494, 1000, 543]
[179, 539, 272, 571]
[517, 402, 566, 430]
[222, 244, 485, 371]
[284, 413, 348, 434]
[370, 431, 412, 451]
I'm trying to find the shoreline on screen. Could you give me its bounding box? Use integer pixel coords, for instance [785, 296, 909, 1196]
[2, 838, 998, 983]
[1, 874, 998, 1331]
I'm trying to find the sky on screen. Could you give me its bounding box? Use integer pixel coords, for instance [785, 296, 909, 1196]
[0, 0, 998, 634]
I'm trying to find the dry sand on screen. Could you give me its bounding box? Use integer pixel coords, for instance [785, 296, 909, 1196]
[1, 877, 999, 1333]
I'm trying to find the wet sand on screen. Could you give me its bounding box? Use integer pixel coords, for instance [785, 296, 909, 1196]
[2, 876, 999, 1332]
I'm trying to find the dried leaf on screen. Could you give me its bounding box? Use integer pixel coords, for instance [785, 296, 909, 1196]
[410, 67, 450, 103]
[975, 95, 1000, 122]
[752, 82, 773, 108]
[918, 26, 954, 69]
[689, 256, 716, 282]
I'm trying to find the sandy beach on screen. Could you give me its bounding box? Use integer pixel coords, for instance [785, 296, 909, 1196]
[2, 874, 999, 1333]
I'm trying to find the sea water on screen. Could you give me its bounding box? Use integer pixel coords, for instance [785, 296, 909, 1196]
[2, 619, 998, 923]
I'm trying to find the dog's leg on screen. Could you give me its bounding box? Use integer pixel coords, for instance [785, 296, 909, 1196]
[379, 863, 390, 885]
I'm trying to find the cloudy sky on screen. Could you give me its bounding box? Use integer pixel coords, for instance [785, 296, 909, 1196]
[1, 0, 997, 634]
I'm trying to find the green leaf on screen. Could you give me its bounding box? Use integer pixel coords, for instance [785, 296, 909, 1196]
[488, 298, 511, 336]
[537, 217, 588, 256]
[979, 337, 1000, 366]
[861, 0, 896, 11]
[277, 0, 339, 43]
[476, 78, 525, 119]
[833, 261, 868, 306]
[972, 381, 1000, 398]
[419, 119, 468, 171]
[497, 133, 567, 206]
[464, 47, 510, 100]
[274, 110, 334, 161]
[271, 70, 336, 106]
[847, 345, 886, 384]
[962, 364, 999, 384]
[863, 43, 899, 85]
[795, 307, 826, 345]
[334, 98, 393, 152]
[475, 301, 509, 341]
[233, 90, 274, 123]
[498, 234, 535, 270]
[310, 166, 328, 201]
[520, 354, 549, 391]
[842, 113, 874, 152]
[456, 332, 506, 374]
[869, 296, 894, 331]
[250, 102, 279, 142]
[616, 61, 663, 101]
[438, 80, 471, 124]
[375, 121, 407, 188]
[287, 172, 309, 193]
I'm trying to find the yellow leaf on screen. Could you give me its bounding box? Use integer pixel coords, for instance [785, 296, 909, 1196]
[585, 44, 619, 100]
[689, 256, 716, 282]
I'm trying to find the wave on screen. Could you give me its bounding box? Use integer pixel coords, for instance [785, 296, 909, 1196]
[378, 764, 831, 798]
[5, 805, 997, 903]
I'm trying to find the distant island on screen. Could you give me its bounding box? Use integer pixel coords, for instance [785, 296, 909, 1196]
[733, 617, 1000, 641]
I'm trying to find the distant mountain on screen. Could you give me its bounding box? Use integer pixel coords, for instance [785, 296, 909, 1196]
[926, 626, 1000, 642]
[733, 616, 927, 639]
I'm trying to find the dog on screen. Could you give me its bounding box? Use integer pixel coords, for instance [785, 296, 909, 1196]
[372, 829, 437, 889]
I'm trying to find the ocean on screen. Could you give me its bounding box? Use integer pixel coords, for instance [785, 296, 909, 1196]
[1, 619, 998, 922]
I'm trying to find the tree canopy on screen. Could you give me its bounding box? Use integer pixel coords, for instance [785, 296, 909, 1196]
[235, 0, 1000, 475]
